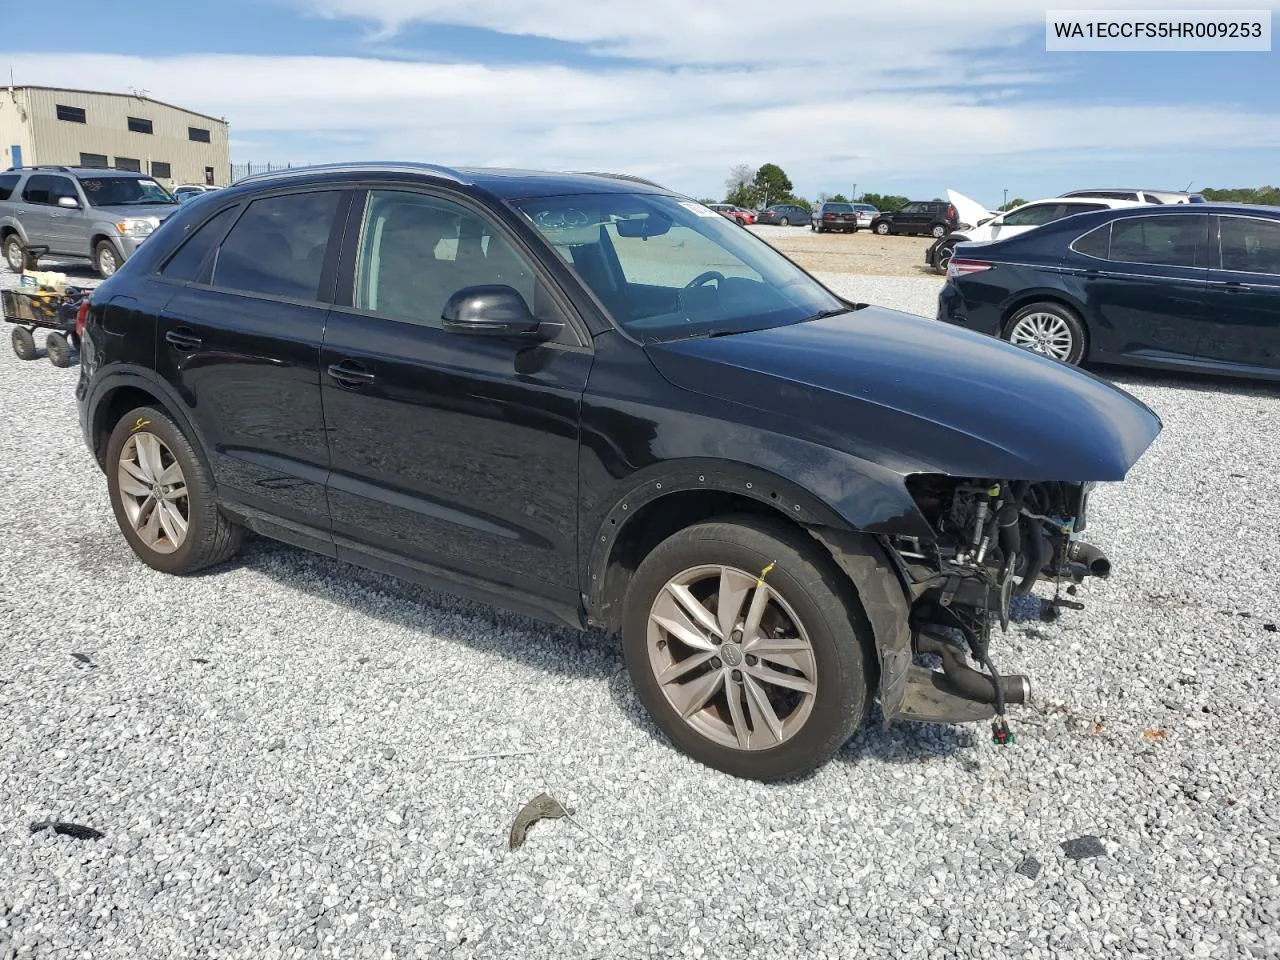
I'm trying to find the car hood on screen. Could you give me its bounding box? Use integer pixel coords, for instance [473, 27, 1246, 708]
[645, 307, 1162, 482]
[946, 189, 990, 230]
[93, 203, 180, 220]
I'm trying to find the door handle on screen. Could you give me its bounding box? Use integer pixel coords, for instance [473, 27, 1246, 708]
[165, 329, 203, 351]
[1223, 281, 1253, 293]
[327, 360, 376, 387]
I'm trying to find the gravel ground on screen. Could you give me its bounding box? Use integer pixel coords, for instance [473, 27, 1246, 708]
[748, 224, 937, 278]
[2, 262, 1279, 960]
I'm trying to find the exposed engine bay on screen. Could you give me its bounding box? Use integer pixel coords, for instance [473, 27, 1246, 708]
[887, 475, 1112, 740]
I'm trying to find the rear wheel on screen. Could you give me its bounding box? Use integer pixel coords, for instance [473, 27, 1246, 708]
[1003, 302, 1087, 365]
[622, 516, 871, 781]
[105, 405, 243, 574]
[3, 235, 24, 273]
[931, 223, 948, 238]
[11, 326, 37, 360]
[45, 331, 73, 367]
[94, 241, 119, 279]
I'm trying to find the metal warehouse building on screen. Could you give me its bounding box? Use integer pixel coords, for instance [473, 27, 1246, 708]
[0, 85, 230, 187]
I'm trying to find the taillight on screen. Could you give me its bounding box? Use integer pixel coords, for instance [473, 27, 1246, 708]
[947, 258, 994, 278]
[76, 299, 89, 338]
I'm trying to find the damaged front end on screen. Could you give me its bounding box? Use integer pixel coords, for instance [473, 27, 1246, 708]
[880, 474, 1109, 737]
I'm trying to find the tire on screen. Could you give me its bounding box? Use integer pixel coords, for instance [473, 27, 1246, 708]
[11, 326, 37, 361]
[622, 515, 871, 781]
[934, 240, 957, 274]
[94, 241, 120, 279]
[3, 234, 24, 273]
[874, 221, 890, 235]
[779, 217, 790, 227]
[105, 405, 243, 575]
[1003, 301, 1088, 365]
[931, 223, 948, 239]
[46, 331, 73, 368]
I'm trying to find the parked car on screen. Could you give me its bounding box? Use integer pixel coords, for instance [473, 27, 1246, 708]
[1061, 188, 1203, 205]
[869, 200, 958, 238]
[76, 162, 1159, 781]
[0, 165, 179, 277]
[174, 184, 219, 204]
[852, 203, 879, 229]
[707, 203, 755, 225]
[938, 203, 1280, 379]
[925, 197, 1141, 273]
[755, 203, 811, 226]
[811, 202, 859, 234]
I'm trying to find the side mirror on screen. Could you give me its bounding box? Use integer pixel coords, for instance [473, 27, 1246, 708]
[441, 285, 561, 341]
[57, 196, 81, 209]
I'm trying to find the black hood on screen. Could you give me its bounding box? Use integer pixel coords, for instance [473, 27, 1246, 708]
[645, 307, 1161, 481]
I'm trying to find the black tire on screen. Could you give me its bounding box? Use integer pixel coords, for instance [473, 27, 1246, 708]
[105, 405, 243, 575]
[931, 223, 948, 239]
[46, 331, 73, 367]
[622, 515, 871, 781]
[3, 234, 25, 273]
[11, 326, 37, 361]
[874, 221, 890, 235]
[934, 240, 957, 274]
[94, 241, 120, 279]
[1002, 301, 1088, 365]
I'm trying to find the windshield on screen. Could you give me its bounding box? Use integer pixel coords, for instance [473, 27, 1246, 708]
[514, 193, 843, 342]
[78, 176, 176, 206]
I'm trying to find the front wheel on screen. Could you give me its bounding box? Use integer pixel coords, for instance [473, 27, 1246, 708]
[94, 241, 120, 278]
[1004, 302, 1087, 365]
[105, 405, 243, 574]
[46, 331, 74, 367]
[874, 222, 890, 235]
[934, 240, 957, 274]
[12, 326, 37, 360]
[622, 516, 871, 781]
[3, 235, 25, 273]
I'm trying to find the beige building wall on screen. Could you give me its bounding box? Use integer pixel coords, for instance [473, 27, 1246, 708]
[1, 87, 230, 187]
[0, 92, 36, 172]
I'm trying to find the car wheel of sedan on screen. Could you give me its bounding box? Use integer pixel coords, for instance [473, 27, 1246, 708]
[94, 241, 119, 278]
[779, 217, 790, 226]
[874, 222, 890, 235]
[1004, 302, 1087, 365]
[106, 405, 243, 575]
[622, 515, 870, 781]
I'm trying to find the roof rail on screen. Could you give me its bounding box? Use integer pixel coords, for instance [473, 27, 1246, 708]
[232, 162, 470, 187]
[568, 170, 668, 190]
[4, 164, 72, 172]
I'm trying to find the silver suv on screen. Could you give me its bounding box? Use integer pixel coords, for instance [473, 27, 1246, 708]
[0, 166, 180, 277]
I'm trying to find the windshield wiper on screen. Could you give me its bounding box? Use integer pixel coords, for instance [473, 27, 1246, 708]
[805, 307, 851, 322]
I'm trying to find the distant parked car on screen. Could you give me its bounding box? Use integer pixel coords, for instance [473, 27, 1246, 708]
[756, 204, 811, 226]
[173, 184, 218, 203]
[707, 203, 755, 225]
[869, 200, 958, 238]
[925, 196, 1141, 273]
[852, 203, 879, 229]
[811, 202, 859, 234]
[1060, 188, 1203, 205]
[938, 203, 1280, 379]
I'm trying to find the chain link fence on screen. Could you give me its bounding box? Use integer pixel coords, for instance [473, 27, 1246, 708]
[228, 162, 311, 183]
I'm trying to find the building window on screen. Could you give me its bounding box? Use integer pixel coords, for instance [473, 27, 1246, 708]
[56, 104, 87, 123]
[127, 116, 154, 135]
[189, 127, 211, 143]
[79, 153, 109, 169]
[150, 161, 172, 179]
[114, 157, 142, 173]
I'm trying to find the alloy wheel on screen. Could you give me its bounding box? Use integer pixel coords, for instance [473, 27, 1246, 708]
[1008, 312, 1074, 361]
[98, 246, 118, 277]
[117, 432, 190, 554]
[4, 240, 22, 272]
[646, 564, 817, 751]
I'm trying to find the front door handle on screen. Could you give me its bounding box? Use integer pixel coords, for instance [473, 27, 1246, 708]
[165, 328, 203, 351]
[327, 360, 376, 387]
[1224, 281, 1253, 294]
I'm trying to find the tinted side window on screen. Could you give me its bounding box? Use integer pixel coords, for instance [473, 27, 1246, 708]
[354, 190, 539, 329]
[23, 175, 58, 204]
[1218, 216, 1280, 276]
[1108, 215, 1206, 267]
[1067, 203, 1109, 215]
[0, 173, 19, 201]
[212, 192, 341, 300]
[1001, 204, 1062, 227]
[1072, 223, 1111, 259]
[899, 203, 924, 214]
[161, 205, 240, 283]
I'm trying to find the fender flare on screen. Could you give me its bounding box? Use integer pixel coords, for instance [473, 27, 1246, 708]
[85, 365, 213, 472]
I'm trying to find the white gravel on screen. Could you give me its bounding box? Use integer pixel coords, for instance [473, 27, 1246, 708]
[2, 261, 1279, 960]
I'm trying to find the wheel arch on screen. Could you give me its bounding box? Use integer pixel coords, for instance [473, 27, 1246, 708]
[999, 292, 1092, 358]
[87, 368, 212, 473]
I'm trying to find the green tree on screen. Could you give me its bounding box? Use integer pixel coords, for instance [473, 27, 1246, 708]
[752, 163, 794, 208]
[859, 192, 909, 212]
[998, 198, 1027, 211]
[1200, 185, 1280, 205]
[696, 197, 719, 206]
[828, 193, 849, 203]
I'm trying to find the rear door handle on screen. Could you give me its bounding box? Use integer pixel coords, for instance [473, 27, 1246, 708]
[165, 328, 203, 351]
[327, 360, 376, 387]
[1224, 281, 1253, 293]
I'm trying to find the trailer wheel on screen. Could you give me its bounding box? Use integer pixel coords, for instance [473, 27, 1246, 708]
[46, 331, 74, 368]
[11, 326, 37, 361]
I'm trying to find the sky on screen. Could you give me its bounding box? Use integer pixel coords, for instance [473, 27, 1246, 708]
[3, 0, 1278, 208]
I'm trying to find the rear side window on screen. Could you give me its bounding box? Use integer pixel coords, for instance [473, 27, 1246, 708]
[1108, 215, 1206, 267]
[0, 173, 19, 200]
[1001, 204, 1064, 228]
[1072, 223, 1111, 259]
[212, 191, 341, 300]
[161, 205, 240, 283]
[23, 175, 77, 205]
[1218, 216, 1280, 276]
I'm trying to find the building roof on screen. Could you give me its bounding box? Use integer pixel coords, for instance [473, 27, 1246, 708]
[10, 85, 228, 126]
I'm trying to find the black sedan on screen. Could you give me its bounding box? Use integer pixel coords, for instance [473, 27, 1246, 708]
[938, 203, 1280, 379]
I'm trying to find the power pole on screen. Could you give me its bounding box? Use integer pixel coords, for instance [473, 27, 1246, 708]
[852, 183, 858, 202]
[1003, 188, 1008, 209]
